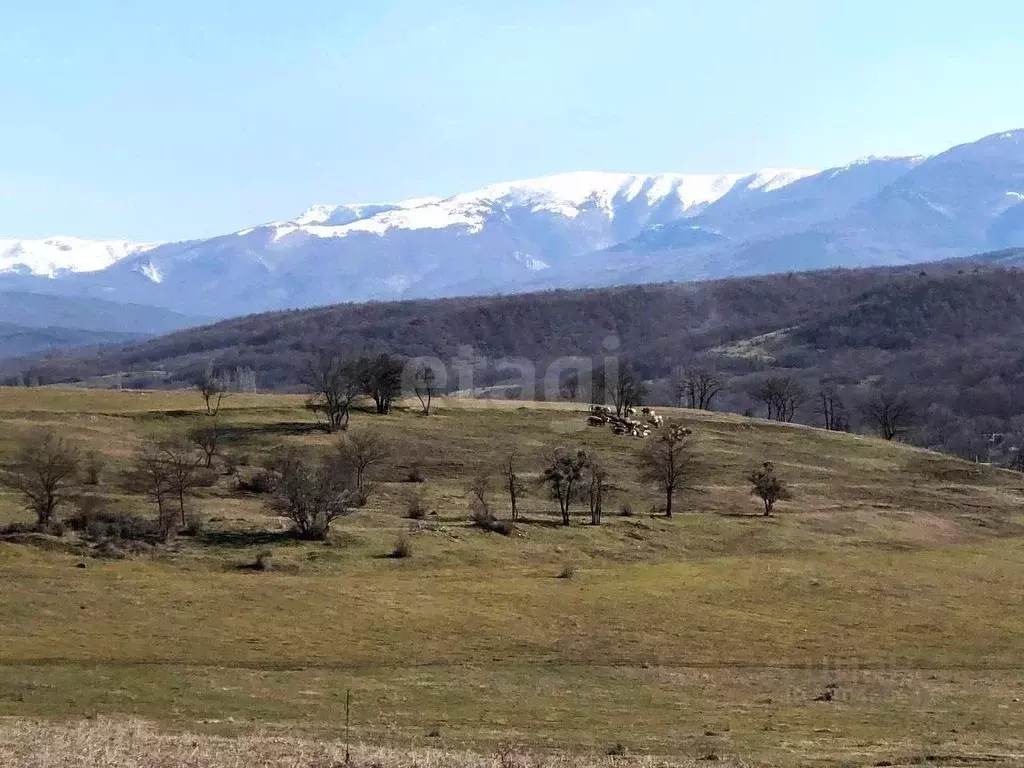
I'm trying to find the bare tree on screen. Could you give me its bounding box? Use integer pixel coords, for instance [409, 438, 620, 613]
[361, 354, 404, 415]
[747, 461, 791, 516]
[83, 450, 106, 485]
[638, 421, 698, 518]
[542, 448, 589, 526]
[156, 437, 205, 527]
[502, 449, 527, 523]
[189, 421, 225, 469]
[560, 371, 580, 401]
[596, 366, 646, 417]
[195, 363, 229, 416]
[861, 388, 915, 440]
[467, 469, 492, 526]
[268, 448, 356, 540]
[815, 383, 849, 431]
[336, 430, 392, 494]
[414, 363, 439, 416]
[1, 429, 80, 529]
[585, 456, 611, 525]
[748, 375, 807, 422]
[672, 367, 727, 410]
[127, 442, 176, 539]
[302, 351, 362, 432]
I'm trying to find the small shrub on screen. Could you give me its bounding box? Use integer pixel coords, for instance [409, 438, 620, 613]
[255, 551, 274, 571]
[470, 507, 495, 528]
[238, 470, 277, 494]
[470, 509, 514, 536]
[179, 514, 204, 537]
[192, 468, 219, 488]
[67, 504, 159, 542]
[607, 742, 628, 757]
[222, 452, 251, 476]
[619, 503, 634, 517]
[405, 494, 429, 520]
[83, 452, 106, 485]
[489, 518, 515, 536]
[557, 563, 577, 580]
[95, 540, 128, 559]
[390, 535, 413, 559]
[405, 463, 426, 483]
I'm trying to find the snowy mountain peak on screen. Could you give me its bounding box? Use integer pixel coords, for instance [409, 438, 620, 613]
[293, 204, 341, 226]
[267, 169, 820, 243]
[0, 237, 158, 278]
[460, 170, 811, 211]
[745, 168, 820, 191]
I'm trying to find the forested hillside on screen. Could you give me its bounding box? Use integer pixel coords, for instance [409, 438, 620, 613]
[6, 257, 1024, 461]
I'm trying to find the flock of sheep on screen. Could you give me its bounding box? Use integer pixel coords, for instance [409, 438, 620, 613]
[587, 405, 664, 437]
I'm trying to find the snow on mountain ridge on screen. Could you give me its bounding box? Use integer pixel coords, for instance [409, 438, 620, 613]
[0, 237, 158, 278]
[2, 170, 824, 274]
[745, 168, 821, 191]
[827, 154, 927, 177]
[273, 170, 818, 241]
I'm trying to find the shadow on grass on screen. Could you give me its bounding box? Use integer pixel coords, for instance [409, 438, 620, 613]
[220, 423, 327, 445]
[514, 516, 575, 529]
[198, 529, 300, 548]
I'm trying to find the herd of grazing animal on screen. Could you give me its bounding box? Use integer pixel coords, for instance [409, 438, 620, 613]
[587, 405, 664, 437]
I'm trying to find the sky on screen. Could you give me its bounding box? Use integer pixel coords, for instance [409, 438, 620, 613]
[3, 0, 1024, 242]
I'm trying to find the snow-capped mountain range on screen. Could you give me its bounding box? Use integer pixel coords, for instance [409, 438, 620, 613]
[0, 237, 157, 278]
[4, 129, 1024, 319]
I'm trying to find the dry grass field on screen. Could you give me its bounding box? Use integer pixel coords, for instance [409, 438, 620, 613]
[1, 387, 1023, 766]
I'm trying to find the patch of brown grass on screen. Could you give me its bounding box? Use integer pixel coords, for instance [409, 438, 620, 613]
[0, 719, 738, 768]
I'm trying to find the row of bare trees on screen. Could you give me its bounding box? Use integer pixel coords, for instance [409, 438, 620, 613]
[742, 373, 915, 440]
[479, 420, 700, 526]
[0, 420, 395, 543]
[0, 428, 217, 538]
[227, 348, 915, 446]
[299, 352, 436, 432]
[477, 420, 788, 526]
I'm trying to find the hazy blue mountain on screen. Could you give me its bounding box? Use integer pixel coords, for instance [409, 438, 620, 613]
[0, 322, 142, 360]
[0, 291, 204, 333]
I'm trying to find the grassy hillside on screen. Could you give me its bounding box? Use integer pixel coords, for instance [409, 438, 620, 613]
[1, 388, 1023, 765]
[9, 259, 1024, 466]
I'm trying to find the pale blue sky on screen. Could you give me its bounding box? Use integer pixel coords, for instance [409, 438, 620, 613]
[3, 0, 1024, 242]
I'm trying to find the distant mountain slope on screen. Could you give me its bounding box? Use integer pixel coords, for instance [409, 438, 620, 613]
[0, 323, 142, 360]
[3, 129, 1024, 318]
[0, 291, 205, 334]
[6, 256, 988, 388]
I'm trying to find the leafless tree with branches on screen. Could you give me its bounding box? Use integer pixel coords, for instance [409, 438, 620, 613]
[672, 366, 727, 410]
[302, 351, 362, 433]
[861, 388, 915, 440]
[1, 429, 80, 529]
[638, 421, 699, 518]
